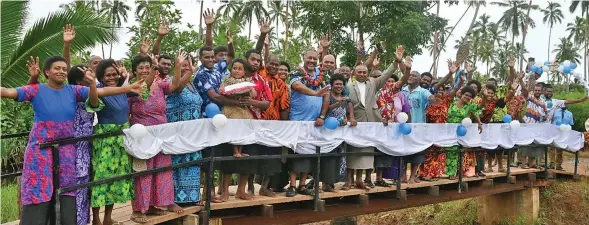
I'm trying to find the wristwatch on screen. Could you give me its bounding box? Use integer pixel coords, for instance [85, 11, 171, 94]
[318, 115, 326, 120]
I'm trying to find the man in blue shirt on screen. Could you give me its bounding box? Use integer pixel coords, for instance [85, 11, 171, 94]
[401, 71, 435, 184]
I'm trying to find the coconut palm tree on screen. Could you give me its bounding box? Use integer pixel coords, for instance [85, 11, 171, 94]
[569, 1, 589, 80]
[491, 0, 538, 47]
[553, 37, 582, 64]
[268, 1, 285, 51]
[101, 0, 130, 58]
[541, 2, 564, 60]
[239, 0, 269, 40]
[1, 0, 117, 87]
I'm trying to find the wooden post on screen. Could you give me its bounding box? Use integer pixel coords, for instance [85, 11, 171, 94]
[313, 146, 321, 211]
[458, 149, 464, 193]
[428, 186, 440, 196]
[261, 205, 274, 218]
[358, 194, 369, 206]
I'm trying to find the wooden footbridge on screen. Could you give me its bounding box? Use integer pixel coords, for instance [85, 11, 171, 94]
[2, 167, 582, 225]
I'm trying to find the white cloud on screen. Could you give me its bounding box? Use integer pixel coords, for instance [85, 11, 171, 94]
[27, 0, 586, 83]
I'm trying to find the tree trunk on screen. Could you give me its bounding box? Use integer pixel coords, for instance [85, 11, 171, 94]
[547, 25, 552, 82]
[432, 1, 440, 78]
[101, 44, 105, 59]
[109, 26, 114, 58]
[284, 1, 289, 57]
[199, 1, 203, 39]
[248, 17, 252, 40]
[585, 12, 588, 81]
[430, 4, 471, 71]
[276, 15, 281, 51]
[518, 1, 532, 72]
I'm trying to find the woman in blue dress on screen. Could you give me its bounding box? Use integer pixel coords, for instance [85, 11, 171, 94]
[165, 56, 204, 205]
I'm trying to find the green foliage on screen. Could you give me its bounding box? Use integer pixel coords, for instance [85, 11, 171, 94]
[126, 0, 201, 57]
[1, 1, 117, 87]
[0, 182, 19, 223]
[298, 1, 446, 66]
[0, 99, 32, 169]
[211, 17, 255, 60]
[553, 89, 589, 132]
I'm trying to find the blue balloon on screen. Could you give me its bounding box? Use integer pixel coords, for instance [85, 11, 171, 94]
[570, 63, 577, 70]
[530, 65, 539, 73]
[536, 68, 543, 75]
[555, 120, 562, 126]
[544, 61, 551, 66]
[457, 125, 467, 137]
[563, 67, 571, 74]
[324, 117, 339, 130]
[205, 103, 220, 117]
[399, 123, 412, 135]
[547, 101, 553, 109]
[503, 115, 513, 123]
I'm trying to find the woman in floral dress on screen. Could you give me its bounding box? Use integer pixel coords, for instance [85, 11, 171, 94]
[376, 76, 411, 186]
[326, 74, 357, 190]
[129, 52, 191, 223]
[90, 59, 136, 225]
[1, 56, 141, 225]
[445, 86, 483, 179]
[165, 56, 204, 206]
[420, 78, 461, 181]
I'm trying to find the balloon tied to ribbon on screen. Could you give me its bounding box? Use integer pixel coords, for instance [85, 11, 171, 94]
[324, 117, 339, 130]
[205, 103, 220, 117]
[456, 125, 467, 137]
[399, 123, 412, 135]
[129, 124, 148, 140]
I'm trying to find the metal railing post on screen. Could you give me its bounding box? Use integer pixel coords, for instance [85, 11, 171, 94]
[574, 151, 579, 177]
[51, 144, 61, 225]
[458, 148, 463, 193]
[396, 157, 403, 199]
[506, 148, 512, 183]
[313, 146, 321, 211]
[204, 146, 215, 225]
[544, 146, 549, 177]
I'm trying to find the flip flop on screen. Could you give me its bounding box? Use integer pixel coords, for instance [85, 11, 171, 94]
[130, 213, 149, 224]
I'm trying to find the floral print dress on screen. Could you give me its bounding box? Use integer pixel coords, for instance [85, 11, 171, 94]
[420, 94, 453, 178]
[166, 80, 203, 204]
[445, 101, 479, 177]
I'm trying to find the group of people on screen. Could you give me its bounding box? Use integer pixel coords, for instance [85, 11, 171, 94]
[2, 11, 588, 225]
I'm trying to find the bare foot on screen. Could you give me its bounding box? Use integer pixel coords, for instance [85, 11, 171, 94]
[354, 181, 369, 190]
[168, 203, 184, 213]
[259, 188, 276, 197]
[103, 217, 119, 225]
[233, 153, 242, 158]
[413, 177, 421, 183]
[146, 207, 167, 216]
[341, 183, 351, 190]
[241, 153, 249, 157]
[218, 192, 230, 202]
[236, 191, 254, 200]
[130, 212, 149, 223]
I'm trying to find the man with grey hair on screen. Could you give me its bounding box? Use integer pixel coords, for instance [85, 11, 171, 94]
[401, 69, 436, 184]
[88, 55, 102, 71]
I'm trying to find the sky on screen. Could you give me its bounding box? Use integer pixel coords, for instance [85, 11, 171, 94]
[27, 0, 587, 83]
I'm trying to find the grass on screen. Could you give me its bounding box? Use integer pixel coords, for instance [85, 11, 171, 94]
[1, 182, 19, 223]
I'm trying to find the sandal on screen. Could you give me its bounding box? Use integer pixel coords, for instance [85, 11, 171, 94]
[323, 185, 336, 192]
[297, 186, 314, 196]
[375, 180, 391, 187]
[130, 213, 149, 223]
[521, 165, 530, 169]
[364, 180, 375, 188]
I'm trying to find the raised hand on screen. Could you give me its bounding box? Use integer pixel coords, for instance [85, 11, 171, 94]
[449, 61, 458, 74]
[404, 56, 412, 69]
[464, 62, 473, 73]
[320, 35, 330, 48]
[129, 78, 145, 94]
[204, 8, 216, 26]
[148, 53, 159, 68]
[158, 22, 170, 37]
[372, 57, 380, 68]
[140, 40, 151, 55]
[63, 24, 75, 43]
[508, 55, 515, 68]
[226, 28, 233, 44]
[78, 67, 96, 85]
[259, 20, 272, 34]
[517, 71, 524, 81]
[395, 45, 405, 62]
[26, 56, 40, 78]
[175, 50, 188, 65]
[113, 61, 128, 78]
[264, 35, 270, 46]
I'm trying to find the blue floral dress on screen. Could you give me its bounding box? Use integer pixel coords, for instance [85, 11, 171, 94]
[166, 80, 203, 203]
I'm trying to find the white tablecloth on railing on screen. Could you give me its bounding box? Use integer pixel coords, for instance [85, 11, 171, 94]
[122, 119, 585, 159]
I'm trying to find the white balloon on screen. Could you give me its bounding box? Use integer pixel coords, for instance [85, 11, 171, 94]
[563, 60, 571, 67]
[558, 65, 564, 73]
[542, 65, 550, 72]
[510, 121, 520, 129]
[461, 117, 472, 126]
[397, 112, 409, 123]
[559, 124, 572, 132]
[212, 114, 228, 129]
[129, 124, 148, 140]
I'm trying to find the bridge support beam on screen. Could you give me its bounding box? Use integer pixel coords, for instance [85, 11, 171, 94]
[476, 187, 539, 225]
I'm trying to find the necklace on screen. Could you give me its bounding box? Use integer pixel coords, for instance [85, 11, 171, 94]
[300, 67, 325, 88]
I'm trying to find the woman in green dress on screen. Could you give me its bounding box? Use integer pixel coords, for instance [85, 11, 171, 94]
[91, 60, 135, 225]
[446, 86, 483, 179]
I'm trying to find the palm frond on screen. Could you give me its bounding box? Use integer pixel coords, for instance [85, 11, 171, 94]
[1, 1, 29, 71]
[1, 7, 118, 87]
